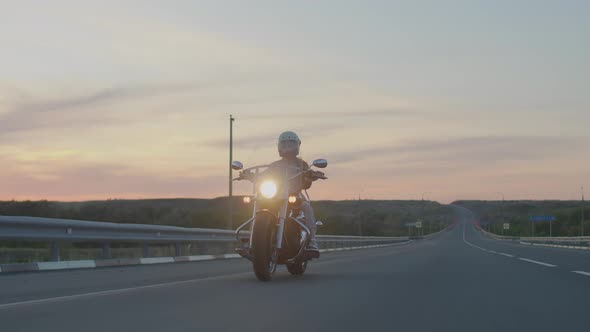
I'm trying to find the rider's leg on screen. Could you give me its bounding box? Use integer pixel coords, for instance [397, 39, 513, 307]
[301, 201, 318, 249]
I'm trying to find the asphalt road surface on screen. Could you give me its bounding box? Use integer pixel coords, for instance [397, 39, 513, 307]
[1, 205, 589, 332]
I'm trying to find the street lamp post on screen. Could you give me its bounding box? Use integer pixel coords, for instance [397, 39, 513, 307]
[228, 115, 235, 230]
[357, 192, 363, 236]
[421, 192, 430, 236]
[496, 192, 504, 235]
[582, 186, 585, 237]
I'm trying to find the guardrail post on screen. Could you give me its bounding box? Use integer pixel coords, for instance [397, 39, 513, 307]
[194, 242, 208, 255]
[50, 242, 60, 261]
[175, 243, 182, 256]
[142, 243, 150, 258]
[102, 242, 112, 259]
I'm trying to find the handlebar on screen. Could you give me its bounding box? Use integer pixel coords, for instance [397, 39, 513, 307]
[305, 170, 328, 180]
[235, 169, 327, 182]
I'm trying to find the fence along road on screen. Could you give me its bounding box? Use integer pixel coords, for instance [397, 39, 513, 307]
[0, 215, 412, 272]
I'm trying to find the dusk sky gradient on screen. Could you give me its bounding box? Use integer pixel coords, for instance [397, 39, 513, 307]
[1, 0, 589, 202]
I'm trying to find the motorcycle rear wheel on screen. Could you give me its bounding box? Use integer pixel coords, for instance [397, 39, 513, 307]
[251, 211, 277, 281]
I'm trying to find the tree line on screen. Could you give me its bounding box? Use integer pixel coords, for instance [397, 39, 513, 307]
[0, 198, 455, 237]
[454, 200, 589, 237]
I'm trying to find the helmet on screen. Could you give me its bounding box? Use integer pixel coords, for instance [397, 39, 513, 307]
[277, 131, 301, 158]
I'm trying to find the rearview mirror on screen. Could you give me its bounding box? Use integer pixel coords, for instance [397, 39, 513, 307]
[312, 159, 328, 168]
[231, 161, 244, 171]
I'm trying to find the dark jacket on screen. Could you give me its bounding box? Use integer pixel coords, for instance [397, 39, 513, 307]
[265, 157, 312, 193]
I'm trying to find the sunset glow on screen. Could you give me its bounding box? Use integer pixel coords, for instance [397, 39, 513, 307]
[1, 1, 589, 203]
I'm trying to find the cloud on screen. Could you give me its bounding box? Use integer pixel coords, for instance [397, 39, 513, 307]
[202, 122, 346, 150]
[242, 108, 420, 119]
[0, 160, 224, 200]
[2, 80, 400, 138]
[0, 83, 207, 136]
[220, 133, 276, 149]
[13, 88, 132, 114]
[327, 135, 583, 166]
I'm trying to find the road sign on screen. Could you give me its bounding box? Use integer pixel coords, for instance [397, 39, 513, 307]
[405, 222, 417, 227]
[416, 221, 422, 229]
[529, 215, 556, 222]
[503, 223, 510, 230]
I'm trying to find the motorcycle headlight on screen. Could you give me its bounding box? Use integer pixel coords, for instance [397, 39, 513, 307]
[259, 181, 278, 199]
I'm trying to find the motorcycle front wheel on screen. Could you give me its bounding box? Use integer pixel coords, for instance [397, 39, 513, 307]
[251, 211, 278, 281]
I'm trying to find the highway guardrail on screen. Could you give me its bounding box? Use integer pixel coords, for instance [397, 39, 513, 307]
[478, 226, 590, 248]
[0, 216, 418, 264]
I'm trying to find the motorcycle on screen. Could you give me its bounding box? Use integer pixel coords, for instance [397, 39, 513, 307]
[231, 158, 328, 281]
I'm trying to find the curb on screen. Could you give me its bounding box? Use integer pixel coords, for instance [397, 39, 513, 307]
[139, 257, 175, 265]
[319, 241, 412, 253]
[0, 242, 410, 274]
[38, 260, 96, 271]
[0, 263, 39, 273]
[520, 241, 590, 250]
[95, 258, 141, 267]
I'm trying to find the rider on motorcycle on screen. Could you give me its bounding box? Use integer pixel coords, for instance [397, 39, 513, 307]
[265, 131, 319, 252]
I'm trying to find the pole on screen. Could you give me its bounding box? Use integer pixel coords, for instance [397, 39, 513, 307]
[582, 186, 585, 237]
[228, 115, 235, 230]
[496, 192, 505, 236]
[501, 194, 504, 236]
[358, 193, 362, 236]
[422, 192, 430, 236]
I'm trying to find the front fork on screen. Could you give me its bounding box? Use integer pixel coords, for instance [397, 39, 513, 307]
[275, 202, 288, 250]
[235, 201, 311, 261]
[241, 202, 287, 250]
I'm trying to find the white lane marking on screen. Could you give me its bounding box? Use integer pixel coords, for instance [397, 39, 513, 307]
[456, 207, 587, 271]
[0, 271, 253, 310]
[0, 242, 416, 309]
[463, 223, 492, 252]
[463, 222, 516, 260]
[518, 258, 556, 267]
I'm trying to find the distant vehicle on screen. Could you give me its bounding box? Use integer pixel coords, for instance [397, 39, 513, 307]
[231, 158, 328, 281]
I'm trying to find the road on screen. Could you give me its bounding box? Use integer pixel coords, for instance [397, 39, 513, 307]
[1, 205, 589, 332]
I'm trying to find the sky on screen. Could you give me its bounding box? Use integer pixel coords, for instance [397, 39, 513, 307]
[0, 0, 589, 203]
